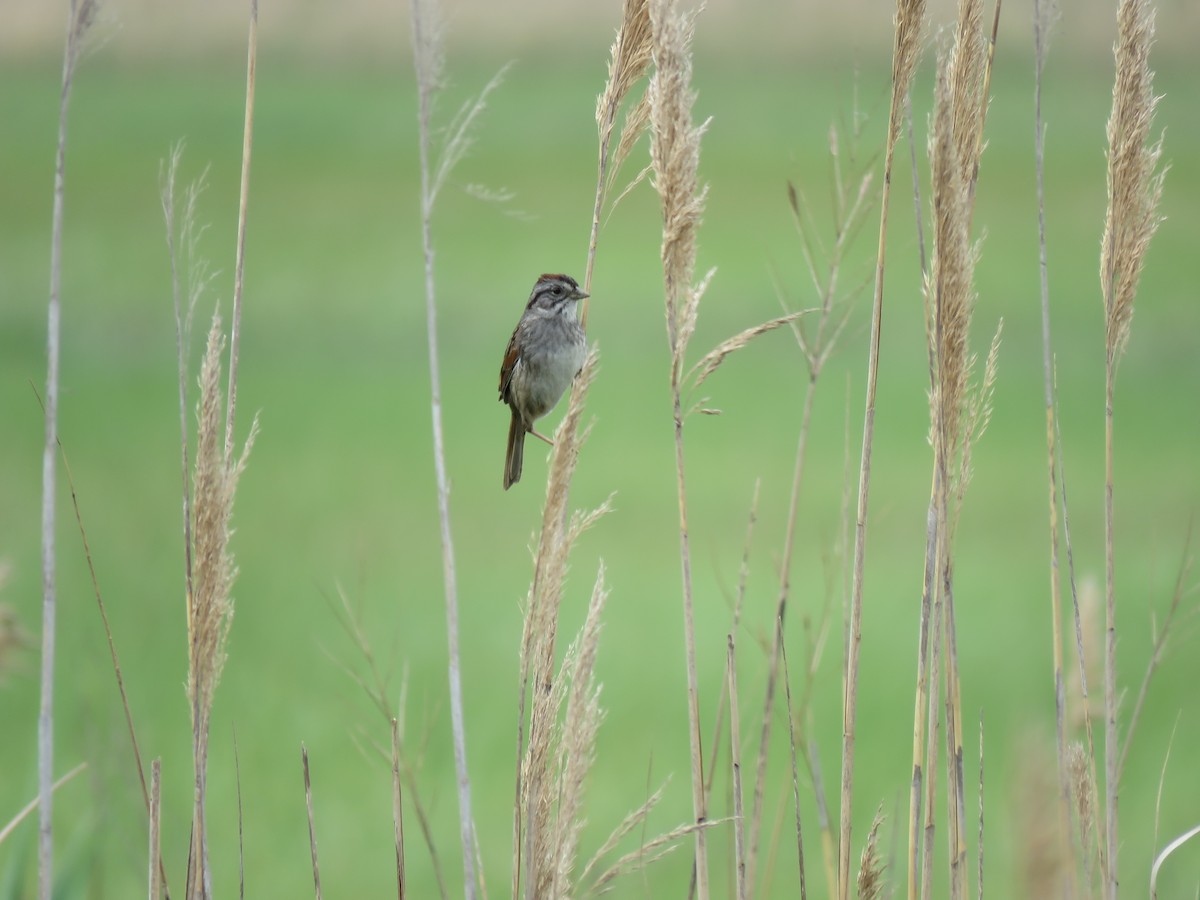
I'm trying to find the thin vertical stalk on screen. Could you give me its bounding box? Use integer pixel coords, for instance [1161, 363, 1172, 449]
[1031, 0, 1075, 892]
[727, 634, 747, 900]
[1102, 372, 1117, 900]
[149, 759, 162, 900]
[39, 3, 93, 895]
[409, 1, 477, 894]
[223, 0, 257, 461]
[845, 1, 927, 895]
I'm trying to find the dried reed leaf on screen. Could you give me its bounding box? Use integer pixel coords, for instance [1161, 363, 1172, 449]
[688, 310, 809, 393]
[607, 162, 653, 221]
[586, 818, 723, 896]
[579, 783, 668, 886]
[609, 94, 652, 195]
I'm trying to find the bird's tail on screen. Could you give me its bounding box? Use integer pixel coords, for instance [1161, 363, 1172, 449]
[504, 412, 525, 490]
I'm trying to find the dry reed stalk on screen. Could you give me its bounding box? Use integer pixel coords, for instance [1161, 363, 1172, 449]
[407, 0, 505, 890]
[726, 634, 747, 900]
[1029, 0, 1076, 888]
[223, 0, 257, 461]
[975, 716, 983, 900]
[302, 745, 323, 900]
[149, 759, 162, 900]
[779, 632, 810, 900]
[646, 0, 711, 895]
[234, 729, 245, 900]
[38, 3, 96, 895]
[844, 1, 925, 897]
[1099, 1, 1165, 894]
[584, 0, 653, 317]
[699, 482, 760, 822]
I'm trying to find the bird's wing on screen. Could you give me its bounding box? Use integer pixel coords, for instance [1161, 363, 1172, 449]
[498, 325, 521, 403]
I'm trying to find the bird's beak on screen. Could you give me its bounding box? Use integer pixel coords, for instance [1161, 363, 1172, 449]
[574, 288, 590, 300]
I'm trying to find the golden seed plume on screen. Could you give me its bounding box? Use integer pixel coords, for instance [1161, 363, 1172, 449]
[1101, 0, 1165, 370]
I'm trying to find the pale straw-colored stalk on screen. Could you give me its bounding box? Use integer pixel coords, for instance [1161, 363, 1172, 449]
[1030, 0, 1077, 889]
[37, 4, 96, 895]
[408, 0, 509, 890]
[647, 1, 712, 894]
[844, 0, 926, 898]
[1099, 1, 1165, 895]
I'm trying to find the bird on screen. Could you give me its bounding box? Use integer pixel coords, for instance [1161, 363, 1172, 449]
[498, 273, 588, 489]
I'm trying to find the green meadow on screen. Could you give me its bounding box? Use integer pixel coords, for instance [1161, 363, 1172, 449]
[1, 16, 1198, 899]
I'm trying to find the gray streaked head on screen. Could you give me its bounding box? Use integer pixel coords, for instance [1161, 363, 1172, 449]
[527, 273, 588, 315]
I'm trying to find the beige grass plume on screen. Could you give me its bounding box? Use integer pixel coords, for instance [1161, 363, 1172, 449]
[185, 314, 258, 898]
[1101, 0, 1164, 371]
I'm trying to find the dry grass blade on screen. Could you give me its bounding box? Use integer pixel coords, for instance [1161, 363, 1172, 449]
[688, 310, 810, 393]
[579, 783, 668, 886]
[0, 763, 87, 847]
[302, 745, 323, 900]
[392, 718, 407, 900]
[222, 0, 257, 462]
[779, 630, 810, 900]
[586, 819, 725, 896]
[1150, 823, 1200, 898]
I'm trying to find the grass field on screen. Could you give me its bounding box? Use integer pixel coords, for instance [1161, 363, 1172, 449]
[1, 8, 1198, 897]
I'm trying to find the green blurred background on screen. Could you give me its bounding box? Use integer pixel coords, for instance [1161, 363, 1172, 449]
[2, 0, 1198, 896]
